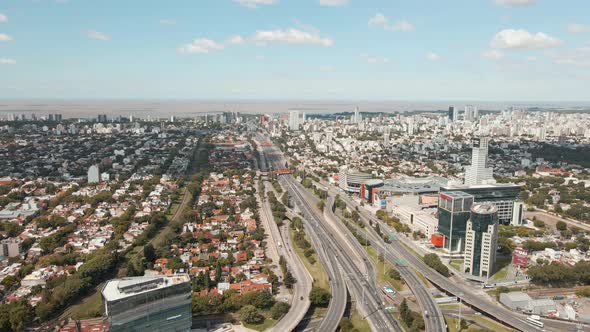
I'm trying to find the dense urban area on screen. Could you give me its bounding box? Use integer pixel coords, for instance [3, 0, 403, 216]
[0, 107, 589, 332]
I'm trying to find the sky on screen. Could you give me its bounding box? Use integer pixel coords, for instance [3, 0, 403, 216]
[1, 0, 590, 101]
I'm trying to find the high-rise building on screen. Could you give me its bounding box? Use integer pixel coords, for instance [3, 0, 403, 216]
[88, 165, 100, 183]
[448, 106, 459, 122]
[353, 107, 362, 124]
[464, 137, 494, 186]
[437, 191, 474, 253]
[289, 110, 300, 131]
[464, 105, 478, 122]
[98, 114, 108, 123]
[463, 203, 499, 279]
[101, 274, 192, 332]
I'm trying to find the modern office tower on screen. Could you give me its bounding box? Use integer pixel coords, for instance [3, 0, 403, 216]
[0, 238, 22, 258]
[289, 110, 300, 131]
[353, 107, 362, 124]
[88, 165, 100, 183]
[464, 105, 477, 122]
[48, 114, 55, 122]
[464, 137, 494, 186]
[31, 113, 37, 121]
[440, 184, 521, 225]
[170, 115, 176, 123]
[511, 201, 524, 226]
[448, 106, 459, 122]
[463, 203, 499, 279]
[102, 274, 192, 332]
[98, 114, 108, 123]
[53, 114, 63, 122]
[383, 127, 390, 145]
[438, 191, 474, 253]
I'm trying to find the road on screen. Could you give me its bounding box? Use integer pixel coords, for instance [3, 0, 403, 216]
[329, 184, 588, 332]
[325, 192, 447, 332]
[254, 139, 313, 332]
[281, 175, 402, 332]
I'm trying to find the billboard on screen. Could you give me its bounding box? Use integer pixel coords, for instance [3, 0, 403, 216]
[512, 247, 528, 268]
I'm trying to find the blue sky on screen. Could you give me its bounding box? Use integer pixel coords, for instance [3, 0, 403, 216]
[0, 0, 589, 100]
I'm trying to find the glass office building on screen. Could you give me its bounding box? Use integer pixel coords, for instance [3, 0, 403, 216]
[463, 203, 499, 279]
[102, 274, 192, 332]
[438, 191, 474, 253]
[440, 183, 521, 225]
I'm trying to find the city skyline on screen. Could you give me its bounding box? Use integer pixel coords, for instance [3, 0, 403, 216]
[1, 0, 590, 100]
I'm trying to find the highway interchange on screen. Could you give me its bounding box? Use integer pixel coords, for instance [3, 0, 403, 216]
[255, 134, 589, 332]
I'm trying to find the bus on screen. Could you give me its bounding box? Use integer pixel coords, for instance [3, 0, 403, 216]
[526, 316, 544, 328]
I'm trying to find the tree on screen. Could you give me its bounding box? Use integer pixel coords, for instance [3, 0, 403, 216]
[556, 221, 567, 231]
[423, 253, 450, 277]
[284, 271, 296, 289]
[339, 318, 358, 332]
[387, 268, 402, 280]
[399, 298, 413, 327]
[8, 300, 33, 332]
[309, 287, 331, 307]
[270, 302, 290, 320]
[143, 243, 156, 264]
[239, 305, 264, 324]
[242, 290, 275, 309]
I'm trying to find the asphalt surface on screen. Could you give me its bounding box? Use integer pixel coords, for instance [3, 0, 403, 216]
[255, 141, 313, 332]
[330, 186, 589, 332]
[325, 192, 447, 332]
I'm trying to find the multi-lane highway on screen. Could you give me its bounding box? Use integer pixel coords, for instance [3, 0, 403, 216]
[325, 193, 447, 332]
[281, 175, 403, 332]
[255, 140, 313, 332]
[331, 186, 588, 332]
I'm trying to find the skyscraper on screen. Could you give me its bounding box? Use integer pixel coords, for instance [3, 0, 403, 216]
[463, 203, 499, 279]
[464, 137, 494, 186]
[289, 110, 300, 131]
[101, 274, 192, 332]
[448, 106, 459, 122]
[438, 191, 474, 253]
[464, 105, 477, 122]
[353, 107, 362, 124]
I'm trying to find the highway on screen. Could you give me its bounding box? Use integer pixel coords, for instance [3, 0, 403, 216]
[281, 174, 403, 332]
[329, 184, 588, 332]
[325, 193, 447, 332]
[255, 139, 313, 332]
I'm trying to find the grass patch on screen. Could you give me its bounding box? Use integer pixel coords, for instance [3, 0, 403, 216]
[413, 269, 433, 288]
[467, 315, 515, 332]
[288, 226, 329, 290]
[364, 246, 405, 291]
[59, 286, 103, 319]
[450, 259, 464, 272]
[243, 317, 277, 331]
[491, 265, 509, 281]
[349, 307, 372, 332]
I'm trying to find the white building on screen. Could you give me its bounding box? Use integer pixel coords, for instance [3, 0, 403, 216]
[0, 238, 21, 258]
[288, 110, 300, 131]
[463, 203, 498, 279]
[464, 137, 495, 186]
[88, 165, 100, 183]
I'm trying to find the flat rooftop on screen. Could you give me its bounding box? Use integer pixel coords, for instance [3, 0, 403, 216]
[102, 274, 190, 302]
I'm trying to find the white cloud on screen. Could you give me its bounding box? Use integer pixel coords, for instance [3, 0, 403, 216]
[159, 19, 176, 25]
[0, 13, 7, 23]
[493, 0, 536, 7]
[368, 14, 414, 31]
[178, 38, 224, 54]
[391, 20, 414, 32]
[235, 0, 277, 9]
[253, 28, 333, 46]
[320, 0, 348, 6]
[0, 33, 12, 42]
[360, 53, 389, 64]
[567, 23, 590, 34]
[482, 50, 504, 60]
[551, 47, 590, 67]
[255, 55, 265, 60]
[368, 13, 388, 27]
[491, 29, 561, 50]
[319, 65, 336, 71]
[85, 30, 110, 41]
[0, 58, 16, 65]
[426, 52, 441, 61]
[228, 35, 245, 45]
